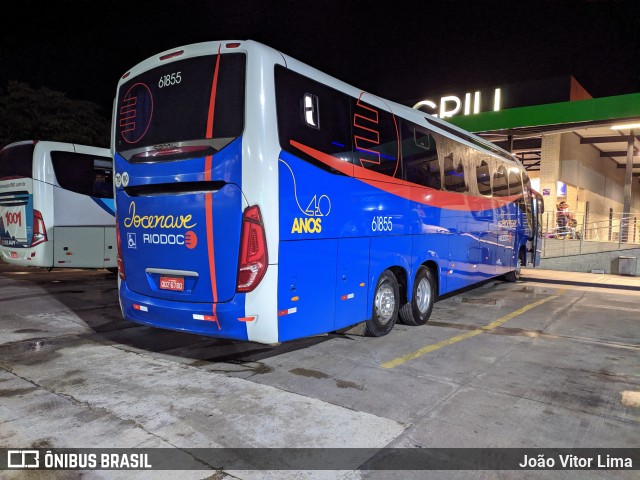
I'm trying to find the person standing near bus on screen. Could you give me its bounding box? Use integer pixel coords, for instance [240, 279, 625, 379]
[556, 201, 573, 238]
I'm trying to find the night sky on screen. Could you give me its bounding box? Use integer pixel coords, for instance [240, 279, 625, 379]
[2, 0, 639, 118]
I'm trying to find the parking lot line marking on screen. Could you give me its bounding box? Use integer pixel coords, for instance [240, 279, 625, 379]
[381, 294, 562, 369]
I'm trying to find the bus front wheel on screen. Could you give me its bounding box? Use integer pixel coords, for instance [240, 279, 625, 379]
[365, 270, 399, 337]
[504, 250, 525, 282]
[399, 266, 435, 326]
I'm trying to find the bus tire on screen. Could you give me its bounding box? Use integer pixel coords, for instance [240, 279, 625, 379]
[504, 250, 525, 282]
[399, 266, 435, 326]
[365, 270, 399, 337]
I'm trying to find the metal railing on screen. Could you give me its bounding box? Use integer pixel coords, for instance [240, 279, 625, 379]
[542, 211, 640, 258]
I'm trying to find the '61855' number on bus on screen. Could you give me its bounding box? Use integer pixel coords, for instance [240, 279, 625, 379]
[158, 72, 182, 88]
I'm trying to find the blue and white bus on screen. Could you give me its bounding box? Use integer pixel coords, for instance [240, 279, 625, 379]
[0, 140, 116, 270]
[112, 40, 542, 344]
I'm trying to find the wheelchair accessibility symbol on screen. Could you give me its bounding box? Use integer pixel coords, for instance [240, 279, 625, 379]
[127, 233, 137, 249]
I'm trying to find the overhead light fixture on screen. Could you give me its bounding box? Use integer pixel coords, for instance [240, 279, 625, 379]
[610, 123, 640, 130]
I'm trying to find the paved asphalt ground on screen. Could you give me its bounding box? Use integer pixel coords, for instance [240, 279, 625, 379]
[0, 262, 638, 479]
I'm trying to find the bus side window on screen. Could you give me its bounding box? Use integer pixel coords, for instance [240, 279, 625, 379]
[520, 177, 533, 229]
[476, 160, 492, 196]
[443, 154, 468, 193]
[275, 66, 353, 171]
[401, 121, 440, 189]
[493, 166, 509, 197]
[508, 168, 522, 196]
[50, 152, 113, 199]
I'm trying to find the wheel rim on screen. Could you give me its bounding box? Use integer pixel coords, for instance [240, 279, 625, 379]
[415, 277, 432, 313]
[375, 283, 395, 325]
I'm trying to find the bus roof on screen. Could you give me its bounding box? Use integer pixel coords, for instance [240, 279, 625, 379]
[117, 40, 522, 169]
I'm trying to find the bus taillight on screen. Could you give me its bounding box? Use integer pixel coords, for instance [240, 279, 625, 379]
[115, 219, 125, 280]
[237, 205, 268, 293]
[30, 210, 47, 247]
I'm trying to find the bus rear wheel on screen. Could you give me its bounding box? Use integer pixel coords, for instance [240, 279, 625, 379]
[365, 270, 399, 337]
[399, 266, 435, 326]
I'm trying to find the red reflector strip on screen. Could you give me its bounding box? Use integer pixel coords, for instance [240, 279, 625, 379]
[193, 314, 217, 322]
[133, 304, 148, 312]
[340, 293, 355, 301]
[278, 307, 298, 317]
[238, 316, 256, 322]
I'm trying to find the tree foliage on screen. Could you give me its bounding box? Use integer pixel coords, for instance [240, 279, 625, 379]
[0, 81, 110, 149]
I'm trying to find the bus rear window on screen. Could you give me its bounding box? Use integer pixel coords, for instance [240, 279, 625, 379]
[51, 152, 113, 198]
[0, 143, 35, 180]
[115, 53, 245, 161]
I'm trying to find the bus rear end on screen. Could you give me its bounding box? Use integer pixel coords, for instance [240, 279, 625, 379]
[113, 42, 270, 341]
[0, 141, 48, 266]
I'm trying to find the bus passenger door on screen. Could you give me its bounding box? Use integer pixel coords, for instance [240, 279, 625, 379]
[492, 204, 511, 275]
[530, 191, 544, 267]
[335, 237, 370, 330]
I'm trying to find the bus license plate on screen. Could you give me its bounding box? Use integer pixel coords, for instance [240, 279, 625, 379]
[10, 252, 18, 258]
[159, 276, 184, 292]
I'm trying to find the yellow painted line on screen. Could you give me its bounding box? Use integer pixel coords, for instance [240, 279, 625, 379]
[381, 294, 562, 369]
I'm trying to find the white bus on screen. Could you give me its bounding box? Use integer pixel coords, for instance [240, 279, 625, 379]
[0, 140, 117, 270]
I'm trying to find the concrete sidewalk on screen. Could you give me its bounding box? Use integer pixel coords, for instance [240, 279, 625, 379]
[539, 244, 640, 276]
[522, 268, 640, 296]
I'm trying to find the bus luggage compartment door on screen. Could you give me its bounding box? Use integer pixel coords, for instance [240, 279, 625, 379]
[104, 226, 117, 268]
[53, 226, 106, 268]
[277, 239, 337, 342]
[335, 237, 370, 330]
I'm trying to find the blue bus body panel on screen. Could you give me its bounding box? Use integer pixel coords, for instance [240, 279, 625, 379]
[278, 150, 525, 333]
[277, 239, 337, 342]
[335, 237, 370, 330]
[116, 137, 248, 339]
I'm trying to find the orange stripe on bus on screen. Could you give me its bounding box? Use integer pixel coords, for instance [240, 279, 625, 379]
[289, 139, 520, 212]
[205, 45, 222, 330]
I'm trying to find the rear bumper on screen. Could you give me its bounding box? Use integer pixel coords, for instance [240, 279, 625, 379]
[0, 244, 50, 267]
[119, 281, 249, 340]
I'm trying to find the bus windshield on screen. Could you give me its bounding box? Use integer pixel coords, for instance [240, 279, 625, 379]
[115, 53, 245, 162]
[0, 143, 35, 180]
